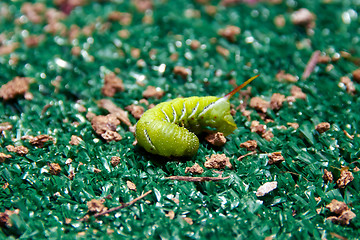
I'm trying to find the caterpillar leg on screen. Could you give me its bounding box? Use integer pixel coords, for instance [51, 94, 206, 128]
[135, 120, 199, 157]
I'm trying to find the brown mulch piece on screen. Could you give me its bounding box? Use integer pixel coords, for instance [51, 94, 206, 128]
[0, 153, 12, 163]
[205, 132, 227, 146]
[240, 140, 257, 151]
[108, 11, 132, 26]
[250, 121, 274, 141]
[302, 50, 320, 80]
[275, 70, 298, 83]
[165, 175, 230, 182]
[173, 66, 191, 79]
[270, 93, 286, 110]
[352, 69, 360, 82]
[250, 97, 269, 113]
[80, 190, 152, 221]
[183, 217, 193, 225]
[24, 35, 43, 48]
[204, 154, 232, 169]
[0, 42, 20, 55]
[87, 199, 107, 213]
[315, 122, 330, 134]
[268, 152, 284, 165]
[0, 122, 12, 132]
[326, 199, 356, 225]
[22, 134, 54, 148]
[126, 181, 137, 192]
[218, 25, 241, 42]
[0, 77, 31, 100]
[287, 122, 299, 130]
[291, 8, 315, 27]
[340, 76, 356, 95]
[0, 209, 20, 228]
[6, 145, 29, 156]
[49, 163, 61, 175]
[190, 40, 201, 50]
[142, 86, 165, 99]
[185, 163, 204, 174]
[216, 46, 230, 58]
[97, 99, 132, 126]
[290, 86, 307, 100]
[132, 0, 153, 12]
[165, 210, 175, 219]
[125, 104, 144, 119]
[101, 72, 125, 97]
[91, 114, 122, 142]
[323, 169, 333, 182]
[110, 156, 121, 167]
[69, 135, 82, 145]
[336, 169, 354, 188]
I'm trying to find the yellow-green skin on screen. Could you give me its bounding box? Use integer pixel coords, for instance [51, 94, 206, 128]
[135, 96, 237, 157]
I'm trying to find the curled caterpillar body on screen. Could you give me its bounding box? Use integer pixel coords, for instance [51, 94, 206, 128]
[135, 75, 259, 157]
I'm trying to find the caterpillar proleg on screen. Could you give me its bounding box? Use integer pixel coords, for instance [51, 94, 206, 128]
[135, 75, 259, 157]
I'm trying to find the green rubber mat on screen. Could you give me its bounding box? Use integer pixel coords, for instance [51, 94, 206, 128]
[0, 0, 359, 239]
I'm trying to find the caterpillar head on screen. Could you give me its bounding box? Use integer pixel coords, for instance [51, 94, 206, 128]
[199, 74, 259, 136]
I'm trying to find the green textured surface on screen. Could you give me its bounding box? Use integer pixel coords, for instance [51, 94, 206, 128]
[1, 0, 360, 239]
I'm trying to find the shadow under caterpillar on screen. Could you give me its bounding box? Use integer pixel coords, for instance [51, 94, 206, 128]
[135, 75, 259, 157]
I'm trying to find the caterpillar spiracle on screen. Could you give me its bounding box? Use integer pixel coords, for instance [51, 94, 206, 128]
[135, 75, 259, 157]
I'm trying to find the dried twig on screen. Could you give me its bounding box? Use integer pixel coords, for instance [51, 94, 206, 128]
[165, 176, 230, 182]
[302, 50, 320, 80]
[237, 151, 257, 160]
[80, 190, 152, 221]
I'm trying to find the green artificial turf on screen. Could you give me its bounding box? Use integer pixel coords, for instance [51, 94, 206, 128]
[1, 0, 360, 239]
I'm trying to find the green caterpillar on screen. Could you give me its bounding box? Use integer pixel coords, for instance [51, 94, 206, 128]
[135, 75, 259, 157]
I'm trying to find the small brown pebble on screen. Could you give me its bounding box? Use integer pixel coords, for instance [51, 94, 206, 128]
[290, 86, 307, 100]
[169, 53, 179, 62]
[173, 66, 191, 79]
[131, 48, 141, 59]
[69, 135, 82, 145]
[49, 163, 61, 175]
[291, 8, 315, 27]
[240, 140, 257, 151]
[275, 70, 298, 83]
[205, 5, 217, 16]
[256, 181, 278, 197]
[204, 154, 232, 169]
[94, 168, 102, 173]
[250, 97, 269, 113]
[315, 122, 330, 134]
[0, 153, 12, 163]
[340, 76, 356, 95]
[274, 15, 285, 28]
[0, 77, 31, 100]
[317, 55, 331, 64]
[91, 114, 122, 142]
[132, 0, 153, 12]
[6, 145, 29, 156]
[71, 46, 81, 56]
[326, 199, 349, 215]
[185, 163, 204, 174]
[165, 210, 175, 220]
[110, 156, 121, 167]
[125, 104, 144, 119]
[142, 86, 165, 99]
[205, 132, 226, 147]
[287, 122, 299, 130]
[218, 25, 241, 42]
[0, 122, 12, 132]
[336, 169, 354, 188]
[118, 29, 130, 39]
[323, 169, 333, 182]
[183, 217, 193, 225]
[87, 199, 107, 213]
[190, 40, 201, 50]
[65, 218, 72, 224]
[0, 209, 20, 228]
[352, 69, 360, 82]
[101, 72, 125, 97]
[216, 46, 229, 58]
[270, 93, 286, 110]
[268, 152, 284, 165]
[126, 180, 137, 191]
[108, 11, 132, 25]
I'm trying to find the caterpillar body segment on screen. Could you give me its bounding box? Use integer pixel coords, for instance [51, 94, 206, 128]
[135, 75, 259, 157]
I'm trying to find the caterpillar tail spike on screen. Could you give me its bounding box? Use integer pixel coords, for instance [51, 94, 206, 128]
[135, 75, 259, 157]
